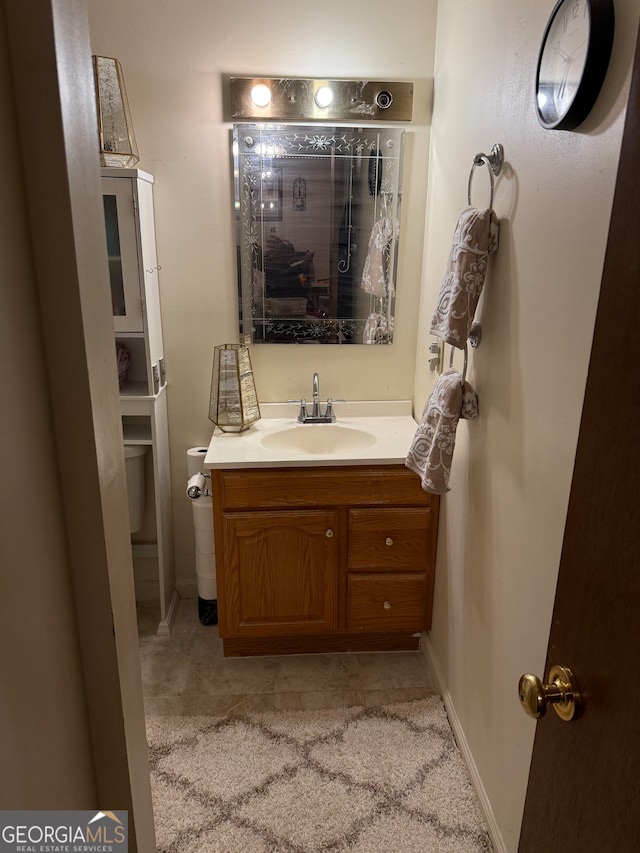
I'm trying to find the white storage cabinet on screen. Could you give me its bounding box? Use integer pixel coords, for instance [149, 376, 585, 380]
[102, 167, 177, 634]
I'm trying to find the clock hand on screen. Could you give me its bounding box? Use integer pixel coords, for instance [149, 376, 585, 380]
[558, 61, 571, 101]
[569, 39, 587, 58]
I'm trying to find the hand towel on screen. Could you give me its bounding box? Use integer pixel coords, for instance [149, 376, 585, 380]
[430, 207, 499, 348]
[361, 217, 397, 297]
[405, 369, 478, 495]
[363, 312, 393, 344]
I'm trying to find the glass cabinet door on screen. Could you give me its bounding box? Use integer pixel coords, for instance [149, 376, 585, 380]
[102, 176, 143, 332]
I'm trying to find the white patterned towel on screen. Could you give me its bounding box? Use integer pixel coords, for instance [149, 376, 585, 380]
[430, 207, 499, 348]
[360, 217, 397, 297]
[406, 370, 479, 495]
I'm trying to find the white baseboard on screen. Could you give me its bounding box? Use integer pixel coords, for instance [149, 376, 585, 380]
[424, 636, 506, 853]
[131, 542, 158, 560]
[156, 589, 180, 636]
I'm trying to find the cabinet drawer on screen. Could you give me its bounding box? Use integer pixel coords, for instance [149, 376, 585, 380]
[347, 573, 427, 632]
[214, 466, 433, 509]
[348, 508, 432, 570]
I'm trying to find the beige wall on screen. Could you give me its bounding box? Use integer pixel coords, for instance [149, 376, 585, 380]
[417, 2, 640, 850]
[86, 0, 439, 592]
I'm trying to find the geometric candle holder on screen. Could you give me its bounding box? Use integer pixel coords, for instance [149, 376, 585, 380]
[209, 344, 261, 432]
[92, 55, 140, 168]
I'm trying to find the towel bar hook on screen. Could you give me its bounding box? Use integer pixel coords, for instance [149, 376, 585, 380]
[467, 143, 504, 210]
[448, 323, 481, 383]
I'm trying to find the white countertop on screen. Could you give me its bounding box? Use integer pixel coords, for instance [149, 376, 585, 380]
[203, 400, 418, 469]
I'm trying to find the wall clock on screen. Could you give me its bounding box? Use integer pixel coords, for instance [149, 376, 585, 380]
[535, 0, 614, 131]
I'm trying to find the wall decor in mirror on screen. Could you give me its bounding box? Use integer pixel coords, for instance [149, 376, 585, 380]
[234, 124, 404, 345]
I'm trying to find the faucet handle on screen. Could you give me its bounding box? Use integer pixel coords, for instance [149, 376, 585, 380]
[288, 398, 308, 423]
[324, 398, 345, 421]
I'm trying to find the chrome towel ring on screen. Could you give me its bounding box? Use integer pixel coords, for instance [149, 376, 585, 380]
[449, 340, 470, 383]
[467, 143, 504, 211]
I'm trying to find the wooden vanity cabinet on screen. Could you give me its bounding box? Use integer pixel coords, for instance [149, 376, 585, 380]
[210, 465, 438, 656]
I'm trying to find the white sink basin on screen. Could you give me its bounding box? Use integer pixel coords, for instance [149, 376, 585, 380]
[260, 424, 377, 455]
[203, 401, 419, 469]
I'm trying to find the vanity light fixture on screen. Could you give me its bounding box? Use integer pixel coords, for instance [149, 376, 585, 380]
[314, 85, 334, 109]
[229, 77, 413, 122]
[250, 83, 272, 108]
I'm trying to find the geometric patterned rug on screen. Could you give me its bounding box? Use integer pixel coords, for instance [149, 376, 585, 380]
[147, 696, 493, 852]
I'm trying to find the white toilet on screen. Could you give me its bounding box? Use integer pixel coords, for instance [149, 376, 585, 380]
[124, 445, 148, 533]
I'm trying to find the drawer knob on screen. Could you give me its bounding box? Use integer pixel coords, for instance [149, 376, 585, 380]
[385, 537, 394, 546]
[326, 529, 334, 538]
[383, 600, 392, 610]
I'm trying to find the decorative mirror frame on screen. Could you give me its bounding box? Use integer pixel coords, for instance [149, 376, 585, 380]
[234, 124, 404, 345]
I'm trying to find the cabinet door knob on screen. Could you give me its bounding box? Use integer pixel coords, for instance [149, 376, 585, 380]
[385, 537, 394, 546]
[383, 600, 392, 610]
[326, 529, 334, 538]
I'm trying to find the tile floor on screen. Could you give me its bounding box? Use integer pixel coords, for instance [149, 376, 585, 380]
[138, 598, 438, 717]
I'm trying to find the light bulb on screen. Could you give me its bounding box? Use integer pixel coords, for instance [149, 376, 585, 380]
[314, 86, 333, 108]
[250, 83, 271, 108]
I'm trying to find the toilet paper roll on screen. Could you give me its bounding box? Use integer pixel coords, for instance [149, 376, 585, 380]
[186, 473, 206, 499]
[196, 565, 217, 600]
[192, 497, 214, 530]
[195, 528, 214, 555]
[187, 446, 208, 479]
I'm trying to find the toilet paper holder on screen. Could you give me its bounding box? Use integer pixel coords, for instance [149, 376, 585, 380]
[186, 471, 212, 500]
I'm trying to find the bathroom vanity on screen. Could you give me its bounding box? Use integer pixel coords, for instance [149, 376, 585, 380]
[204, 403, 438, 656]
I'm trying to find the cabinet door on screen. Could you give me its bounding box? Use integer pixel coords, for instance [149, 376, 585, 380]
[135, 176, 164, 372]
[220, 510, 338, 637]
[102, 176, 143, 332]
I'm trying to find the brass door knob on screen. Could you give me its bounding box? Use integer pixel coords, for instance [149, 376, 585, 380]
[383, 600, 392, 610]
[518, 664, 581, 722]
[385, 537, 394, 546]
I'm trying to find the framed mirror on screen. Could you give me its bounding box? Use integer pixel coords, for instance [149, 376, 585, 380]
[233, 124, 404, 344]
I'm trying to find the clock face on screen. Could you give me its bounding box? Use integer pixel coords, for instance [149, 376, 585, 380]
[537, 0, 591, 127]
[535, 0, 615, 131]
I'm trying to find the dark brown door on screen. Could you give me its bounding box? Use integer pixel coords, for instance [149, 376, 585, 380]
[519, 20, 640, 853]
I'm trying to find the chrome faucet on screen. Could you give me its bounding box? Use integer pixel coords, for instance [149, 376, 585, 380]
[311, 372, 321, 418]
[290, 373, 341, 423]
